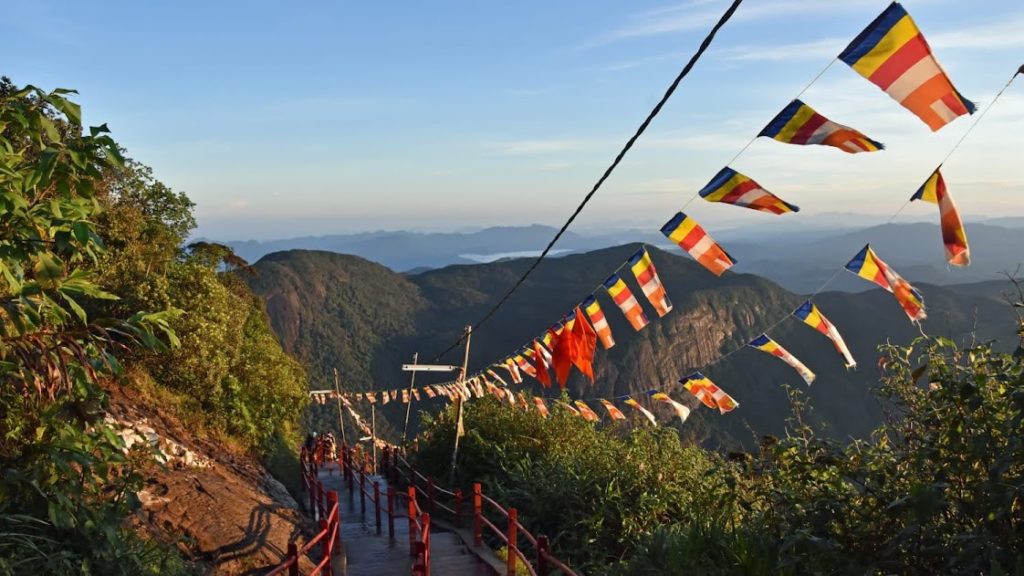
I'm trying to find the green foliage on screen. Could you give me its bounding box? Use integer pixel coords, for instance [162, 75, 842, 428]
[412, 333, 1024, 575]
[0, 79, 190, 575]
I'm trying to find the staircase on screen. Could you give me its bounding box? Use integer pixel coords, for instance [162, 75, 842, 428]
[318, 466, 494, 575]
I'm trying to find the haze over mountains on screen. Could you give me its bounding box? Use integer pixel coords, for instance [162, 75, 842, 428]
[224, 218, 1024, 294]
[242, 245, 1020, 449]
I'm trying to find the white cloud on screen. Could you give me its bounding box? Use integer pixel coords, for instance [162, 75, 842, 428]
[587, 0, 870, 47]
[486, 138, 610, 156]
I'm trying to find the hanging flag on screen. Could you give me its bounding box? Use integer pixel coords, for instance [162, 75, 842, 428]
[517, 392, 530, 411]
[839, 2, 975, 131]
[582, 295, 616, 350]
[423, 386, 436, 399]
[697, 168, 799, 214]
[366, 392, 377, 404]
[412, 388, 421, 402]
[502, 358, 523, 384]
[758, 99, 884, 153]
[603, 273, 650, 331]
[650, 392, 692, 424]
[845, 244, 927, 322]
[487, 368, 509, 387]
[532, 396, 550, 418]
[598, 399, 626, 421]
[516, 351, 538, 378]
[793, 301, 857, 369]
[532, 339, 552, 388]
[660, 212, 736, 276]
[551, 326, 574, 388]
[623, 398, 658, 426]
[558, 401, 581, 416]
[382, 391, 390, 405]
[390, 390, 398, 401]
[401, 389, 410, 404]
[570, 307, 597, 382]
[680, 372, 738, 414]
[628, 248, 674, 316]
[574, 400, 600, 422]
[910, 168, 969, 266]
[748, 334, 816, 385]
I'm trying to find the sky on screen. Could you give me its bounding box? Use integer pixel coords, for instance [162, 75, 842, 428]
[3, 0, 1022, 241]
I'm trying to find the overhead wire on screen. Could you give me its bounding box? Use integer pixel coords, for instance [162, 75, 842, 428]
[430, 0, 747, 361]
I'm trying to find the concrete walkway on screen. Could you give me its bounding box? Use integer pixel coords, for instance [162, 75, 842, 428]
[316, 465, 494, 576]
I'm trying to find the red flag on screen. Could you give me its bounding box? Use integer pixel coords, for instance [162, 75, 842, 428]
[570, 308, 596, 382]
[550, 326, 573, 389]
[532, 339, 552, 388]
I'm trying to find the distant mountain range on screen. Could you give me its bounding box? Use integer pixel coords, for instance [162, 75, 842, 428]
[224, 220, 1024, 294]
[243, 245, 1020, 449]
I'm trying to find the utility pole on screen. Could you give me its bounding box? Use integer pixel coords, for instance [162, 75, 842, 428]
[401, 352, 419, 444]
[333, 367, 347, 446]
[449, 326, 472, 485]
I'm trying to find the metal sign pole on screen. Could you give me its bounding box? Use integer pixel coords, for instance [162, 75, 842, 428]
[449, 326, 472, 484]
[401, 352, 419, 444]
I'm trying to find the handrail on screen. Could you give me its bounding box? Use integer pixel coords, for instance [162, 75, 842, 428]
[267, 448, 342, 576]
[387, 446, 578, 576]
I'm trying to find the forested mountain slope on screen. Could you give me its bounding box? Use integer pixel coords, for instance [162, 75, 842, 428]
[246, 246, 1018, 447]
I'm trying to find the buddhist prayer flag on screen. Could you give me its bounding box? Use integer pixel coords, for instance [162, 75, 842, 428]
[571, 307, 597, 382]
[366, 392, 377, 404]
[532, 396, 550, 418]
[650, 392, 691, 424]
[401, 389, 410, 404]
[514, 353, 537, 379]
[550, 327, 574, 388]
[911, 168, 969, 266]
[748, 334, 816, 385]
[582, 295, 615, 350]
[599, 399, 627, 421]
[680, 372, 738, 414]
[390, 390, 398, 402]
[382, 391, 390, 405]
[793, 301, 856, 369]
[412, 389, 421, 402]
[698, 168, 799, 214]
[845, 245, 926, 322]
[603, 273, 650, 331]
[660, 212, 736, 276]
[574, 400, 600, 422]
[623, 398, 657, 426]
[839, 2, 975, 131]
[759, 99, 884, 153]
[628, 249, 673, 317]
[517, 392, 530, 411]
[487, 368, 508, 387]
[532, 339, 552, 388]
[503, 358, 523, 384]
[559, 401, 580, 416]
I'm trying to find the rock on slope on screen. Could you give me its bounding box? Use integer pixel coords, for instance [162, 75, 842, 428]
[106, 385, 314, 575]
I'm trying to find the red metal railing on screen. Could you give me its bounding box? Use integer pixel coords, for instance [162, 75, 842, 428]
[267, 450, 341, 576]
[378, 445, 579, 576]
[336, 443, 432, 576]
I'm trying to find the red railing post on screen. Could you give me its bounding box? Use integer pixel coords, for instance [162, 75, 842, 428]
[537, 535, 550, 576]
[507, 507, 518, 576]
[387, 486, 396, 540]
[328, 490, 341, 542]
[373, 481, 382, 535]
[408, 486, 418, 556]
[422, 512, 431, 576]
[454, 488, 463, 528]
[287, 541, 299, 576]
[359, 469, 366, 516]
[472, 483, 482, 547]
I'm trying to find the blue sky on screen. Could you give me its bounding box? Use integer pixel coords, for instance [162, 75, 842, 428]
[3, 0, 1022, 240]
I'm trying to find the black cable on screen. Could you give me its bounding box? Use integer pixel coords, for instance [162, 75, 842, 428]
[432, 0, 746, 361]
